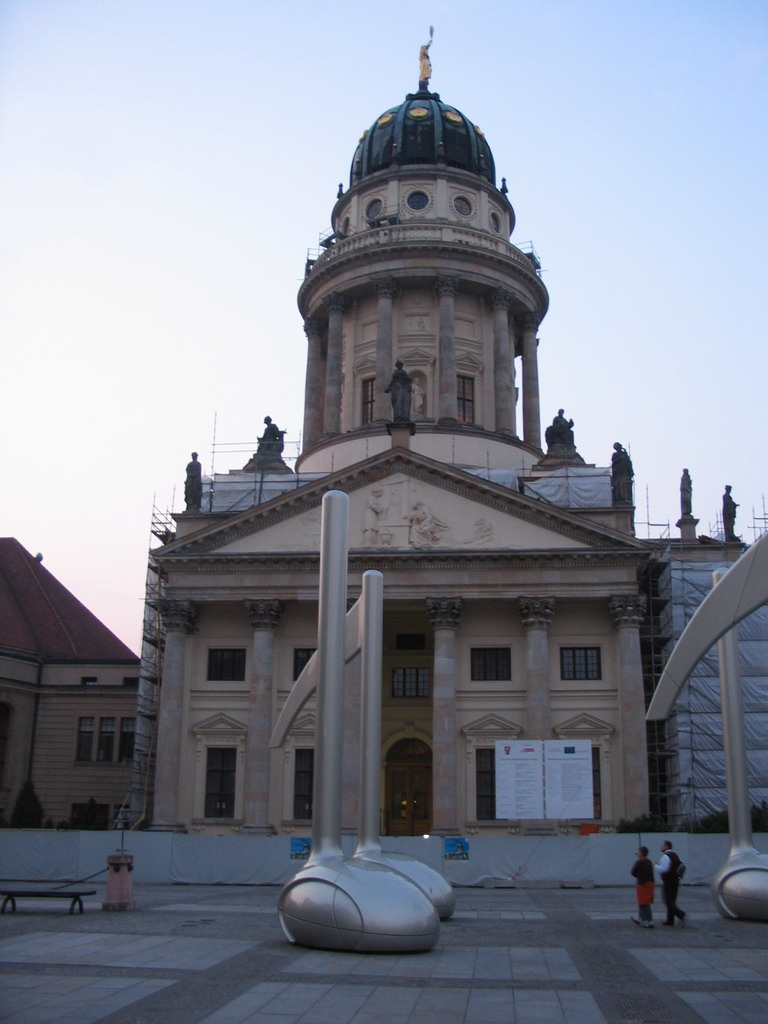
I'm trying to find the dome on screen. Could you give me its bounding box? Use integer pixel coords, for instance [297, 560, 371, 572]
[350, 90, 496, 187]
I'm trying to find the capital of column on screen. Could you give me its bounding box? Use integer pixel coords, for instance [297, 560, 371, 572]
[435, 274, 459, 297]
[608, 594, 646, 630]
[375, 277, 397, 299]
[303, 316, 324, 340]
[490, 287, 512, 310]
[157, 599, 197, 634]
[426, 596, 463, 630]
[518, 596, 555, 630]
[518, 313, 540, 333]
[322, 291, 349, 314]
[245, 599, 285, 631]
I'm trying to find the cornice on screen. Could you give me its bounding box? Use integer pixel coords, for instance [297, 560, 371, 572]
[298, 237, 549, 317]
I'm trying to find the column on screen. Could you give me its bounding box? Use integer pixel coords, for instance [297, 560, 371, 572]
[491, 289, 515, 434]
[302, 317, 325, 449]
[436, 275, 458, 423]
[518, 597, 555, 738]
[322, 292, 346, 436]
[426, 596, 463, 835]
[608, 595, 650, 819]
[242, 599, 284, 833]
[152, 599, 196, 830]
[520, 314, 541, 448]
[374, 278, 397, 422]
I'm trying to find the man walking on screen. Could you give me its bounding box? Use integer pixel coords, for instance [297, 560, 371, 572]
[657, 840, 686, 926]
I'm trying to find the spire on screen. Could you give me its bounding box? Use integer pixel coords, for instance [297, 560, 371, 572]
[418, 27, 434, 91]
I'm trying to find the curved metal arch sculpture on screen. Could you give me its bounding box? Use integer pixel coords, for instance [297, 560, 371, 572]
[647, 531, 768, 921]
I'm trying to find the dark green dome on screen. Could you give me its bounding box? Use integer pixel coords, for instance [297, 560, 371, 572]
[350, 90, 496, 187]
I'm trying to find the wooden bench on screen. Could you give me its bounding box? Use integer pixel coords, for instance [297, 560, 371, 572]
[0, 889, 96, 914]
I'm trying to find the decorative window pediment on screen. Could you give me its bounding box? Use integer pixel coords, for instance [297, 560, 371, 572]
[462, 713, 522, 739]
[554, 713, 613, 738]
[193, 713, 247, 737]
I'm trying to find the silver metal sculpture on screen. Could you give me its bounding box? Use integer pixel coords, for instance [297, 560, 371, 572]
[647, 532, 768, 921]
[273, 491, 440, 951]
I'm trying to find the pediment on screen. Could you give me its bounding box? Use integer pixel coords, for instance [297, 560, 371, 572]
[193, 712, 247, 735]
[155, 449, 644, 561]
[462, 713, 523, 738]
[289, 712, 316, 736]
[554, 713, 614, 737]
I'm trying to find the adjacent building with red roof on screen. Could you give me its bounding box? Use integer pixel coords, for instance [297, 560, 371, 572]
[0, 539, 139, 826]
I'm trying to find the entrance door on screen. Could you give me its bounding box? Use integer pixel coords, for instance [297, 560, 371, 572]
[384, 738, 432, 836]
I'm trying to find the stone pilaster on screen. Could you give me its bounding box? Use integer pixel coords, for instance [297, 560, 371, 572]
[608, 595, 650, 819]
[436, 275, 458, 423]
[520, 314, 541, 449]
[152, 599, 197, 831]
[426, 596, 463, 835]
[491, 289, 515, 434]
[374, 278, 397, 422]
[302, 317, 325, 449]
[242, 599, 284, 834]
[518, 597, 555, 738]
[322, 292, 347, 436]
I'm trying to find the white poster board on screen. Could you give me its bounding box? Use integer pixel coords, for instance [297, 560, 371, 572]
[495, 740, 544, 819]
[495, 739, 594, 820]
[543, 740, 593, 819]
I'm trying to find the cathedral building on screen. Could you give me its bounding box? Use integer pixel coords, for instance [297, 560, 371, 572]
[148, 64, 658, 837]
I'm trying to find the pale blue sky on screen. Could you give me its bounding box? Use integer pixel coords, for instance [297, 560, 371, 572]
[1, 0, 766, 650]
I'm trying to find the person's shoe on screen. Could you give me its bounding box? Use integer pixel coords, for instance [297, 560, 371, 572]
[632, 917, 641, 925]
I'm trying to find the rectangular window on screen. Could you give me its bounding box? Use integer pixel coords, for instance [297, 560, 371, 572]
[293, 749, 314, 819]
[293, 648, 316, 681]
[470, 648, 511, 681]
[395, 634, 426, 651]
[391, 667, 430, 698]
[361, 378, 375, 425]
[457, 375, 474, 423]
[76, 717, 95, 761]
[205, 747, 237, 818]
[97, 718, 115, 761]
[475, 748, 496, 820]
[119, 718, 135, 762]
[81, 676, 98, 686]
[207, 649, 246, 681]
[560, 647, 601, 680]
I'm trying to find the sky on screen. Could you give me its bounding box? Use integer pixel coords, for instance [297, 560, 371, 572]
[1, 0, 766, 654]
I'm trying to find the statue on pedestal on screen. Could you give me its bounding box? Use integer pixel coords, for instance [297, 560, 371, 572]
[723, 485, 740, 542]
[610, 443, 634, 505]
[385, 361, 413, 423]
[680, 469, 693, 517]
[184, 452, 202, 512]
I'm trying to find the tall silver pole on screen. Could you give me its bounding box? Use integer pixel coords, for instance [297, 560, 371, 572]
[714, 571, 753, 855]
[310, 490, 349, 864]
[357, 570, 384, 855]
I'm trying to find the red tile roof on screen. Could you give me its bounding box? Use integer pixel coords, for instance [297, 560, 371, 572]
[0, 538, 138, 662]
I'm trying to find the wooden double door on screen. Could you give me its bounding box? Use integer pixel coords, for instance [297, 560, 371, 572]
[384, 738, 432, 836]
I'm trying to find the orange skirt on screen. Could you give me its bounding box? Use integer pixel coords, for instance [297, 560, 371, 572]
[636, 881, 655, 907]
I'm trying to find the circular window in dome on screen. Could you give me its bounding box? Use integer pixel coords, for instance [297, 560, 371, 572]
[444, 110, 463, 125]
[377, 113, 394, 127]
[490, 212, 501, 233]
[408, 106, 430, 120]
[406, 191, 429, 211]
[366, 199, 383, 221]
[453, 196, 472, 217]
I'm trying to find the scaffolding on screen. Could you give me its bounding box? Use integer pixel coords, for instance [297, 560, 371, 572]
[128, 503, 174, 828]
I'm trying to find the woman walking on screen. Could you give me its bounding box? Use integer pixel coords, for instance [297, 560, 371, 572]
[630, 846, 655, 928]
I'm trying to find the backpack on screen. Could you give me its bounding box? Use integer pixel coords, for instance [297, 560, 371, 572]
[676, 860, 686, 879]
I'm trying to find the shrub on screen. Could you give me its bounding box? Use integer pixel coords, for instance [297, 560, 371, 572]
[616, 813, 669, 834]
[10, 780, 44, 828]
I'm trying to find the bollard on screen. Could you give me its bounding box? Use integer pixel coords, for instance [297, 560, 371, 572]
[102, 852, 135, 911]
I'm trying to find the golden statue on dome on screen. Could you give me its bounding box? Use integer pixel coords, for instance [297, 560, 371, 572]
[419, 27, 434, 90]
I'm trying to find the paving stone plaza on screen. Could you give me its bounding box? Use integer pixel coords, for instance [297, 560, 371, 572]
[1, 883, 767, 1023]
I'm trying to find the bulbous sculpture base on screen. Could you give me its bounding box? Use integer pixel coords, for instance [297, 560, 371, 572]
[711, 848, 768, 921]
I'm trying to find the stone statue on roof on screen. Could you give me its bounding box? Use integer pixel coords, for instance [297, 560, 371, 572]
[723, 485, 739, 542]
[611, 443, 634, 505]
[680, 469, 693, 517]
[385, 360, 413, 423]
[184, 452, 202, 512]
